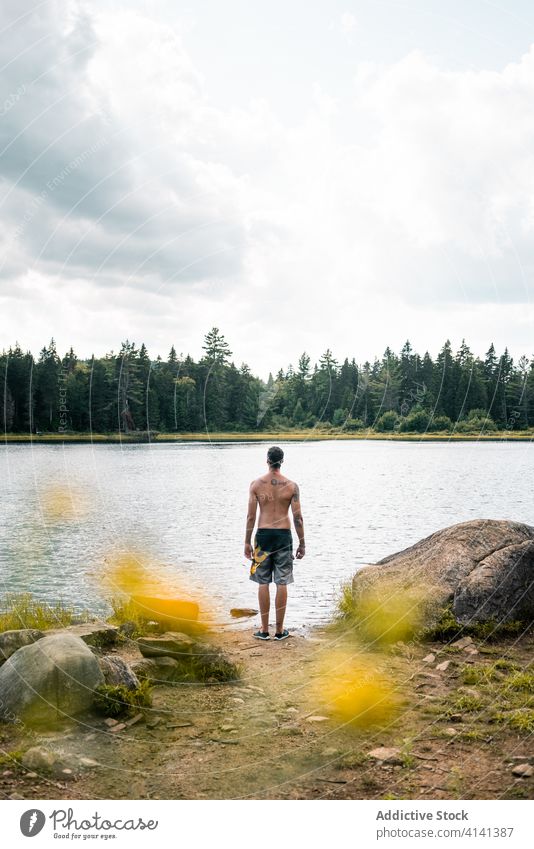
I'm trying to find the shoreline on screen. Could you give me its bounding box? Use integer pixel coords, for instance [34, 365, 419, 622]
[2, 430, 534, 444]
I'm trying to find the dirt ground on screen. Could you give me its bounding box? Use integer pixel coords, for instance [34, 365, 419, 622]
[0, 627, 532, 800]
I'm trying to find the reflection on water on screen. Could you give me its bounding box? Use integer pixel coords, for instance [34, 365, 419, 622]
[1, 440, 533, 627]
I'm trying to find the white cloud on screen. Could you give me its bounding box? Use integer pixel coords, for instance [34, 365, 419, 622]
[1, 1, 534, 375]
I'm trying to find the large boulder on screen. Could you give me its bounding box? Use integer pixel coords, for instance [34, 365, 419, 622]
[352, 519, 534, 625]
[0, 633, 104, 726]
[47, 622, 119, 648]
[0, 629, 44, 663]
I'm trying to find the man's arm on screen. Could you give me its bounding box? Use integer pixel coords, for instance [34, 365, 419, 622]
[244, 481, 257, 560]
[290, 482, 305, 559]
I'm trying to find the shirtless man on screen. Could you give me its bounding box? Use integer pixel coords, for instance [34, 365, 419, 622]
[244, 446, 305, 640]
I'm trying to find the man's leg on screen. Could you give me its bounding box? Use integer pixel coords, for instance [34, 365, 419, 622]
[275, 584, 287, 634]
[258, 584, 270, 632]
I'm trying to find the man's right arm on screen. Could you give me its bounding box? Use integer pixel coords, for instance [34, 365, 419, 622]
[290, 482, 305, 559]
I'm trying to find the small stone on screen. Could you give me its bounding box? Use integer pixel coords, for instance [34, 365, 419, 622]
[230, 697, 245, 705]
[450, 636, 474, 649]
[448, 713, 463, 723]
[444, 727, 458, 736]
[512, 763, 533, 778]
[104, 717, 119, 727]
[306, 715, 329, 723]
[21, 746, 58, 771]
[285, 707, 299, 714]
[124, 713, 144, 727]
[79, 757, 99, 768]
[220, 725, 236, 732]
[146, 716, 162, 728]
[368, 747, 402, 764]
[2, 770, 13, 777]
[435, 660, 451, 671]
[465, 648, 479, 656]
[422, 653, 435, 663]
[109, 722, 127, 733]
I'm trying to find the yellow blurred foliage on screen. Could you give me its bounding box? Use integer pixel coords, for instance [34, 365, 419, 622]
[312, 648, 400, 728]
[343, 581, 425, 645]
[104, 550, 210, 633]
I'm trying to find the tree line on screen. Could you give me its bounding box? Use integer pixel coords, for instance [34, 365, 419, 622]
[1, 329, 533, 434]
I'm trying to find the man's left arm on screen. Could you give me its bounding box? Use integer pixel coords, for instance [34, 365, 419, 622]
[244, 482, 257, 560]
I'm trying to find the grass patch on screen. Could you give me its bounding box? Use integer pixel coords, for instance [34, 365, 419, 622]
[107, 597, 158, 638]
[93, 680, 152, 718]
[421, 604, 527, 643]
[0, 750, 23, 768]
[495, 708, 534, 735]
[0, 593, 74, 632]
[507, 671, 534, 693]
[187, 646, 241, 683]
[448, 694, 485, 714]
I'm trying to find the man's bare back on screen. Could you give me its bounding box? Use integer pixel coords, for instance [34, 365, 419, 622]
[252, 472, 297, 530]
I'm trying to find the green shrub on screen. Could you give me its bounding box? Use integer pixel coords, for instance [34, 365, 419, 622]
[399, 410, 430, 433]
[93, 680, 152, 718]
[431, 415, 452, 432]
[375, 411, 398, 432]
[344, 418, 365, 431]
[456, 416, 497, 433]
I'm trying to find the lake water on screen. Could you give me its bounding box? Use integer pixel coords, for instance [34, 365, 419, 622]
[1, 440, 534, 630]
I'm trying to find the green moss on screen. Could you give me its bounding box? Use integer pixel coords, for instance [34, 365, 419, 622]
[422, 604, 527, 642]
[0, 593, 74, 632]
[93, 680, 152, 717]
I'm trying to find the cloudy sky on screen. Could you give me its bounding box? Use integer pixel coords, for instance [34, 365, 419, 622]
[1, 0, 534, 377]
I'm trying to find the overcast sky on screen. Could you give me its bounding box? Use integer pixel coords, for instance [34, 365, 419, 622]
[1, 0, 534, 378]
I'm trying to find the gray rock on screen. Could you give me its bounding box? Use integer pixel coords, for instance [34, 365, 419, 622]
[137, 632, 194, 659]
[47, 622, 119, 647]
[131, 656, 181, 684]
[0, 629, 44, 663]
[21, 746, 58, 771]
[352, 519, 534, 625]
[0, 633, 104, 726]
[99, 656, 140, 690]
[368, 747, 403, 764]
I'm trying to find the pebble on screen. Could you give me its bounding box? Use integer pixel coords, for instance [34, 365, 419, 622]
[306, 715, 329, 723]
[367, 747, 402, 764]
[512, 763, 533, 778]
[423, 654, 435, 663]
[450, 636, 474, 649]
[436, 660, 451, 671]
